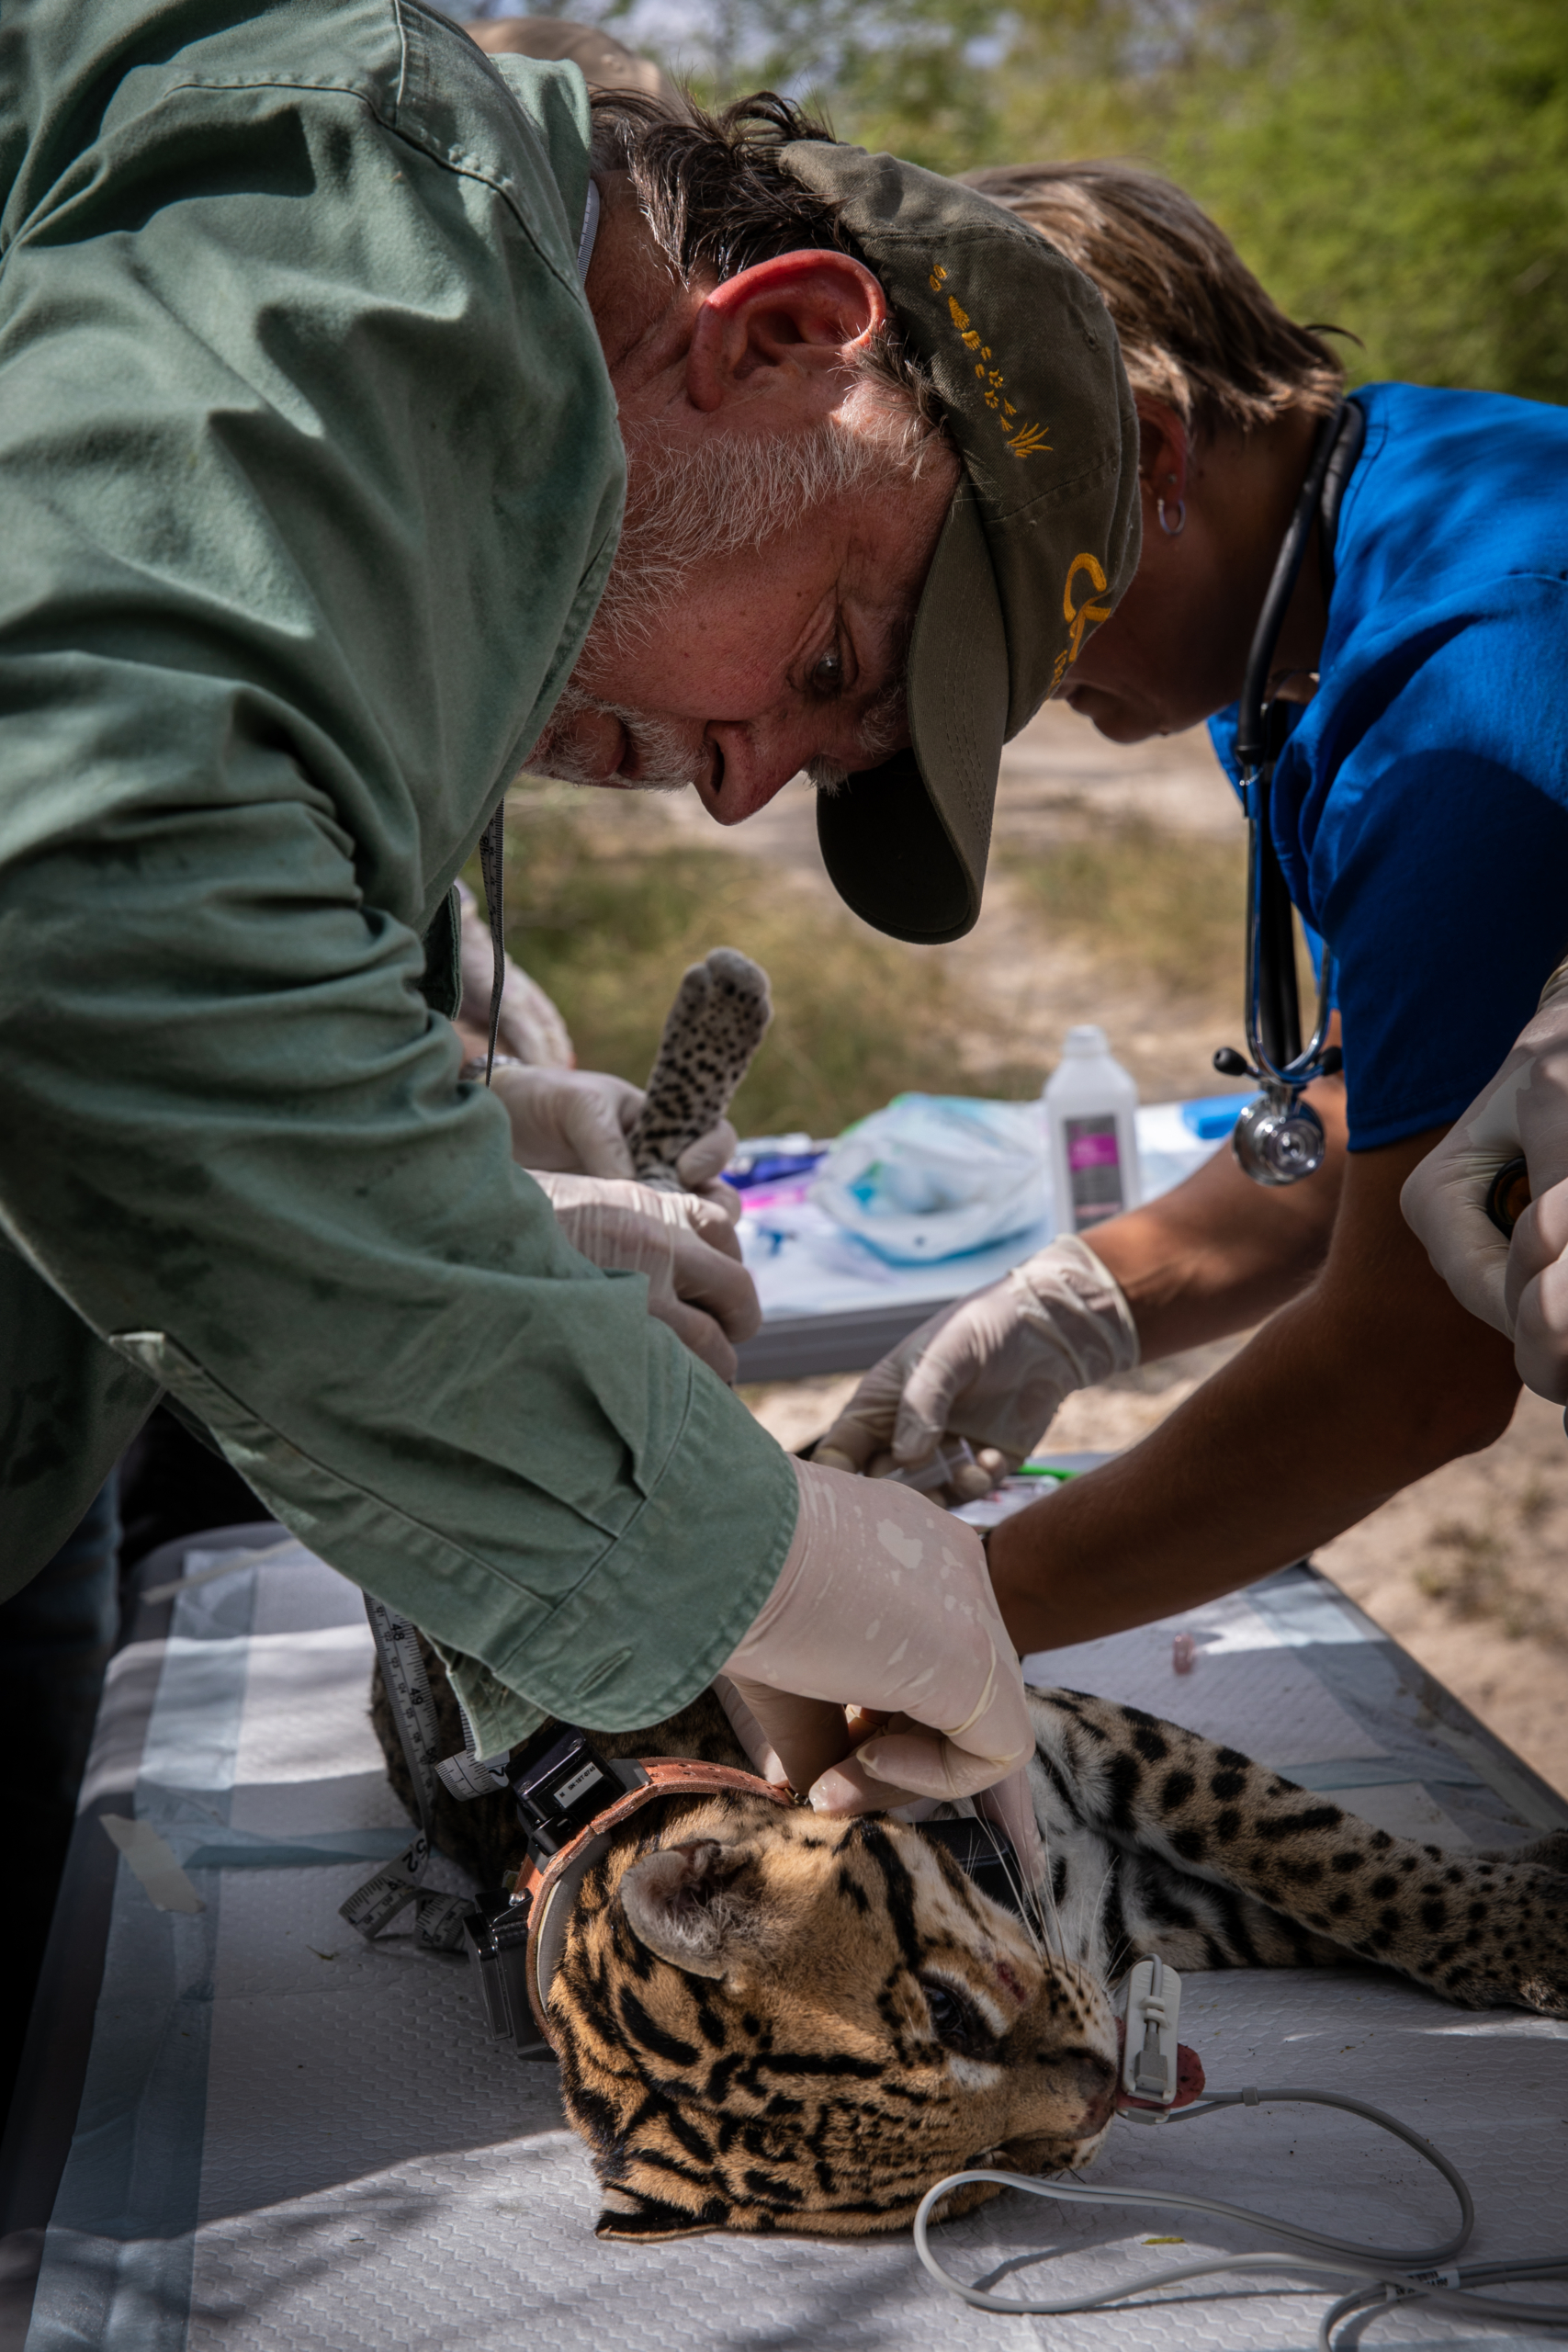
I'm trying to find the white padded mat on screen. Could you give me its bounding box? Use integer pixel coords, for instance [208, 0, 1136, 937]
[27, 1539, 1568, 2351]
[1024, 1591, 1389, 1770]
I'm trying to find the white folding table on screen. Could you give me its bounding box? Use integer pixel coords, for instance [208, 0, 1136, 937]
[4, 1501, 1565, 2352]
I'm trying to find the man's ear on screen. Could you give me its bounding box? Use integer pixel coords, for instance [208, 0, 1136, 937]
[617, 1838, 757, 1977]
[686, 250, 887, 414]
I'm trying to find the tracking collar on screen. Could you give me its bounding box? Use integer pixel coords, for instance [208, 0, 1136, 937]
[464, 1729, 792, 2055]
[462, 1730, 1037, 2057]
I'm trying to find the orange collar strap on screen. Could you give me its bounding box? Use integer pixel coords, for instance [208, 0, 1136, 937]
[514, 1757, 793, 2050]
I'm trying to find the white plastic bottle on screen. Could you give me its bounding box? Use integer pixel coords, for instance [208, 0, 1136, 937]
[1043, 1024, 1141, 1237]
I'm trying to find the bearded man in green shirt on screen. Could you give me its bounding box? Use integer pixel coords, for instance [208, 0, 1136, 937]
[0, 0, 1136, 1826]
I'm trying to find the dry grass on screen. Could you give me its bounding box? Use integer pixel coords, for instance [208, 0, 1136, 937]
[998, 808, 1325, 1055]
[490, 783, 1039, 1138]
[999, 815, 1246, 1004]
[487, 784, 1262, 1137]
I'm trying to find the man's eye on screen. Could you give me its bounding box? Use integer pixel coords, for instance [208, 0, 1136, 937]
[810, 646, 845, 696]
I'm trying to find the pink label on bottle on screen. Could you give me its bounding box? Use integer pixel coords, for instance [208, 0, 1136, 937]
[1067, 1131, 1122, 1170]
[1064, 1114, 1124, 1229]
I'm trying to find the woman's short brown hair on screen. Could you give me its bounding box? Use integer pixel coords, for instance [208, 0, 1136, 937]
[964, 162, 1344, 434]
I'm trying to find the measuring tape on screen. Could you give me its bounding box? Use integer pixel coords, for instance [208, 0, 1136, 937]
[341, 1598, 505, 1952]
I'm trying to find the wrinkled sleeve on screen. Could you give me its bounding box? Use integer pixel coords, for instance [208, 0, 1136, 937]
[0, 70, 796, 1746]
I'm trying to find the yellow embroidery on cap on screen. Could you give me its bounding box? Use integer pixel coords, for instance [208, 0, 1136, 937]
[953, 301, 983, 354]
[1062, 550, 1111, 669]
[931, 265, 1052, 455]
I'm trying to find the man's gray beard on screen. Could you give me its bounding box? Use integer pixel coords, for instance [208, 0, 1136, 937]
[525, 410, 919, 792]
[526, 680, 697, 790]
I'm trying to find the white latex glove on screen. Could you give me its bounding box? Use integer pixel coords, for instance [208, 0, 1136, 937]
[490, 1062, 643, 1179]
[488, 1060, 738, 1200]
[1510, 1170, 1568, 1405]
[455, 877, 575, 1069]
[534, 1171, 760, 1381]
[711, 1674, 1042, 1888]
[815, 1236, 1137, 1496]
[721, 1457, 1041, 1880]
[1402, 960, 1568, 1400]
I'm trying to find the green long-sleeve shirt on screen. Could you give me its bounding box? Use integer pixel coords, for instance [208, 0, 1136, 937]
[0, 0, 795, 1747]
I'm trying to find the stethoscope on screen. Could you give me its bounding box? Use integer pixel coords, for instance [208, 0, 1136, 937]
[1212, 400, 1365, 1184]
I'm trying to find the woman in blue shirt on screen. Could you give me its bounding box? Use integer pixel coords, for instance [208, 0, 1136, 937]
[821, 161, 1568, 1651]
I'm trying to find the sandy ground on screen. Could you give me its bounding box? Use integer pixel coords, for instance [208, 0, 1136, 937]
[726, 704, 1568, 1805]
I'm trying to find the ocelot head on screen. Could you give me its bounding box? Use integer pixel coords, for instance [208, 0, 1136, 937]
[551, 1789, 1118, 2241]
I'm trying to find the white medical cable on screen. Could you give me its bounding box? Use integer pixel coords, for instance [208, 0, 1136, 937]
[913, 2086, 1568, 2346]
[1321, 2256, 1568, 2348]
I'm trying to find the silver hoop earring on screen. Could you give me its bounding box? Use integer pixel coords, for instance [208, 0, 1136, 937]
[1157, 495, 1186, 538]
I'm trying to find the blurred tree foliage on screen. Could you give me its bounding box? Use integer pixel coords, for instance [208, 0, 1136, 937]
[593, 0, 1002, 172]
[591, 0, 1568, 400]
[1000, 0, 1568, 403]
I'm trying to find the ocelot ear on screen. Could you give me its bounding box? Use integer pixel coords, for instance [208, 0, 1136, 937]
[617, 1838, 755, 1978]
[595, 2184, 731, 2242]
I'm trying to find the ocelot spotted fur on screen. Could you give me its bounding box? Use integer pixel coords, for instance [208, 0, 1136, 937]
[372, 1642, 1568, 2243]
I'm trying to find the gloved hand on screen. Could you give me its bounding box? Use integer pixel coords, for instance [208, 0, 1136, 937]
[721, 1456, 1041, 1875]
[534, 1172, 759, 1381]
[814, 1236, 1138, 1497]
[1402, 959, 1568, 1399]
[455, 877, 576, 1069]
[490, 1061, 738, 1199]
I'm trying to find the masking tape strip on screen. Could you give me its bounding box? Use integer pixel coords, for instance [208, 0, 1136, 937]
[99, 1815, 206, 1914]
[182, 1826, 413, 1871]
[142, 1538, 299, 1606]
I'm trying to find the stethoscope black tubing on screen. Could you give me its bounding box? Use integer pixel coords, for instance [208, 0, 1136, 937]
[1237, 404, 1354, 1085]
[1235, 407, 1347, 773]
[1255, 710, 1304, 1074]
[1235, 407, 1529, 1228]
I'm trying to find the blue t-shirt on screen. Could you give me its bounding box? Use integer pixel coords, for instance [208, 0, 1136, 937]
[1208, 381, 1568, 1151]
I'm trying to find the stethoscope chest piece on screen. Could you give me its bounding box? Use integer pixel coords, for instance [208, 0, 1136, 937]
[1231, 1091, 1328, 1186]
[1484, 1154, 1530, 1238]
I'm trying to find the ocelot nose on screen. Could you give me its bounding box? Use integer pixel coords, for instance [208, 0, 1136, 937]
[1072, 2056, 1118, 2138]
[1054, 2051, 1118, 2138]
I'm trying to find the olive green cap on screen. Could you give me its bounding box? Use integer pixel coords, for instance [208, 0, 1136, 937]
[778, 141, 1141, 944]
